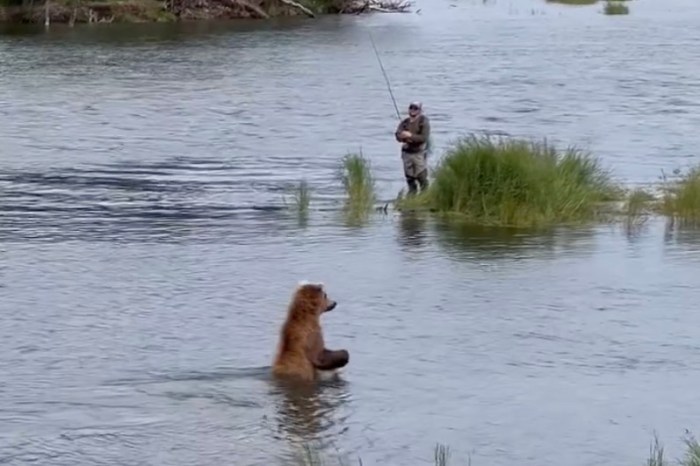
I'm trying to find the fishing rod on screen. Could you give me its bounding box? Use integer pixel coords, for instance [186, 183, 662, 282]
[367, 29, 402, 121]
[367, 28, 433, 156]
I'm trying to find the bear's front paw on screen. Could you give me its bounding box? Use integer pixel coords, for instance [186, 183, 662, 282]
[336, 349, 349, 367]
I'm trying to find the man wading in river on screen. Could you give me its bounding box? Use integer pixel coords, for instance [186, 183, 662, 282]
[395, 101, 431, 195]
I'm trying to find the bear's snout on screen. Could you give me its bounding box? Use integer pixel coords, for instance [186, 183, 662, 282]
[325, 300, 337, 312]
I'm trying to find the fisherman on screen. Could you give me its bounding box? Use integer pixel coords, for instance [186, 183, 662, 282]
[395, 101, 431, 195]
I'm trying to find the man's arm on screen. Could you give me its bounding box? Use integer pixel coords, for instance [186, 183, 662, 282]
[407, 116, 430, 144]
[395, 119, 407, 142]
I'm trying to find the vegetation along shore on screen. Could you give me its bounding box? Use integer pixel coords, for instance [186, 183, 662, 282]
[294, 432, 700, 466]
[0, 0, 411, 26]
[290, 133, 700, 230]
[0, 0, 630, 27]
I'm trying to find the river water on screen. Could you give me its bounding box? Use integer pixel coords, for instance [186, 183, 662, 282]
[2, 0, 700, 464]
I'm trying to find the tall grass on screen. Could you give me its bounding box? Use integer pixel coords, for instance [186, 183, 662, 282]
[338, 151, 376, 220]
[647, 432, 666, 466]
[284, 179, 312, 218]
[660, 165, 700, 224]
[296, 432, 700, 466]
[625, 188, 655, 216]
[294, 435, 700, 466]
[295, 443, 454, 466]
[294, 179, 312, 213]
[621, 187, 655, 232]
[604, 0, 629, 14]
[681, 432, 700, 466]
[400, 135, 620, 227]
[645, 431, 700, 466]
[434, 443, 452, 466]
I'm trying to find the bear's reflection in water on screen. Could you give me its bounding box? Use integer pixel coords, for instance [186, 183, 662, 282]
[268, 375, 352, 448]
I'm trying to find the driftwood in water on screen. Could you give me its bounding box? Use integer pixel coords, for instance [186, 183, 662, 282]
[208, 0, 269, 18]
[339, 0, 412, 14]
[234, 0, 269, 18]
[279, 0, 315, 17]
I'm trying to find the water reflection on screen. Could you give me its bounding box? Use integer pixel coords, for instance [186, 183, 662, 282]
[663, 217, 700, 253]
[432, 217, 598, 261]
[268, 377, 351, 454]
[338, 206, 374, 229]
[0, 16, 322, 43]
[396, 211, 428, 250]
[621, 214, 652, 242]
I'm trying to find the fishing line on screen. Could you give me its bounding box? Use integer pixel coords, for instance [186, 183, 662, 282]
[367, 28, 401, 121]
[367, 27, 433, 156]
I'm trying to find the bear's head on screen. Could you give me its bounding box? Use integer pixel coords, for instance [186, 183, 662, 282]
[291, 281, 337, 318]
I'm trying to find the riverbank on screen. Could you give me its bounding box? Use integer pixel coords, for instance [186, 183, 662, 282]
[0, 0, 411, 24]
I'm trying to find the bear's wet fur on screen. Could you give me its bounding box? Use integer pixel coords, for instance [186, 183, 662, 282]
[271, 282, 349, 382]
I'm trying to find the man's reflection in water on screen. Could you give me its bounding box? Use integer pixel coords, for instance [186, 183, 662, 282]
[396, 211, 428, 250]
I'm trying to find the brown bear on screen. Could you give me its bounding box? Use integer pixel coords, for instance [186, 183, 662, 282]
[271, 281, 349, 382]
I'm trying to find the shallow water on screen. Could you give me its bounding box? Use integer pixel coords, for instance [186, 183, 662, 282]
[2, 0, 700, 464]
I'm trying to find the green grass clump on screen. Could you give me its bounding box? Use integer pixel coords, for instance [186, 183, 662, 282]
[401, 135, 620, 227]
[292, 179, 311, 214]
[645, 431, 700, 466]
[295, 443, 454, 466]
[283, 179, 312, 222]
[681, 433, 700, 466]
[620, 187, 655, 233]
[338, 151, 376, 220]
[660, 165, 700, 223]
[604, 0, 629, 14]
[624, 187, 655, 216]
[646, 432, 666, 466]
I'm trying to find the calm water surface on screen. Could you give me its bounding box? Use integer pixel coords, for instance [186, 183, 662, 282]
[2, 0, 700, 464]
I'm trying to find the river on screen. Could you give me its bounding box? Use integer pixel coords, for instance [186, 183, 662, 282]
[1, 0, 700, 464]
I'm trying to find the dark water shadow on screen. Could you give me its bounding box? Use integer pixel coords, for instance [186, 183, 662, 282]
[334, 205, 373, 230]
[0, 11, 363, 46]
[663, 217, 700, 256]
[620, 214, 652, 243]
[0, 16, 316, 43]
[431, 217, 598, 261]
[267, 375, 352, 459]
[0, 161, 300, 243]
[396, 210, 429, 250]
